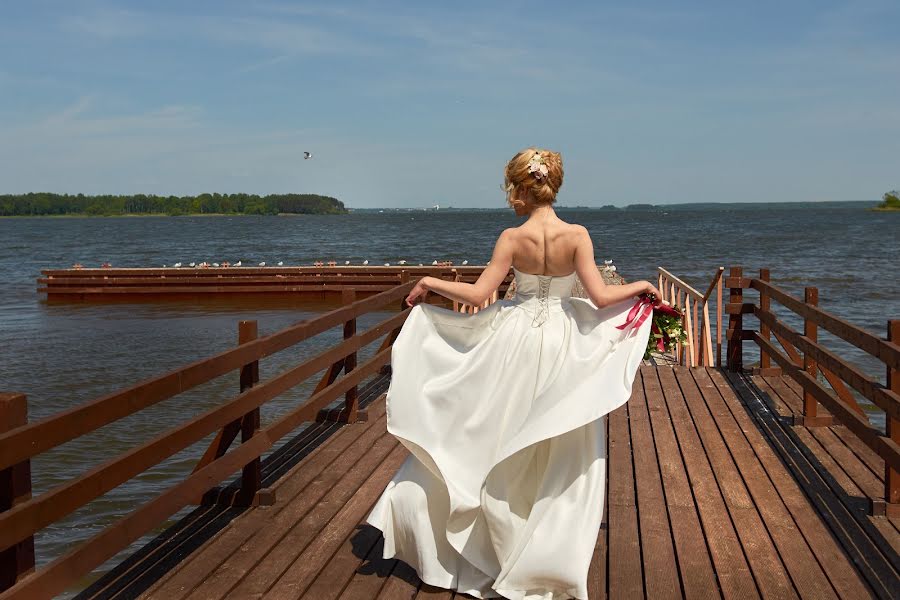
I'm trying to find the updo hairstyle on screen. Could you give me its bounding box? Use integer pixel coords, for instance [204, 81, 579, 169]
[503, 147, 564, 211]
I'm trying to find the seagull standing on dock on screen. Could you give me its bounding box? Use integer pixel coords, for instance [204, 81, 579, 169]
[363, 259, 369, 265]
[277, 261, 283, 266]
[259, 261, 266, 267]
[234, 260, 242, 267]
[345, 260, 350, 265]
[432, 260, 438, 265]
[462, 260, 468, 265]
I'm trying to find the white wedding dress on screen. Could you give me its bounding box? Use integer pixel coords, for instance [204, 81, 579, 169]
[365, 267, 653, 599]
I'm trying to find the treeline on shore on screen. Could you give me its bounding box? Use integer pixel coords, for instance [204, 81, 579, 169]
[0, 193, 348, 216]
[876, 190, 899, 210]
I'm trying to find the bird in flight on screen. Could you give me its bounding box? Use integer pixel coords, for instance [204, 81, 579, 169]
[304, 151, 313, 160]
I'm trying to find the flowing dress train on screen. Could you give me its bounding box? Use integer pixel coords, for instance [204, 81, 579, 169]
[365, 267, 653, 599]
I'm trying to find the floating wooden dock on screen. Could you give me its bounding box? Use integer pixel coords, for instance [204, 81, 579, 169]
[38, 266, 492, 300]
[2, 266, 898, 599]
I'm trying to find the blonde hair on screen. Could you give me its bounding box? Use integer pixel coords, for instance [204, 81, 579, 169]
[504, 147, 564, 210]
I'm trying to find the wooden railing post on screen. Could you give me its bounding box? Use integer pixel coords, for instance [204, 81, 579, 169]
[0, 393, 35, 591]
[717, 272, 723, 367]
[676, 289, 684, 364]
[341, 287, 360, 422]
[692, 296, 699, 366]
[802, 287, 819, 420]
[887, 320, 899, 509]
[726, 266, 743, 372]
[759, 268, 772, 371]
[236, 320, 261, 506]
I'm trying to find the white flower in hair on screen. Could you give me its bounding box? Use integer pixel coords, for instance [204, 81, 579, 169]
[527, 152, 549, 180]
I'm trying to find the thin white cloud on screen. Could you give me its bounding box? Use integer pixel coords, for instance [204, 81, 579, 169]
[60, 8, 149, 39]
[31, 100, 203, 137]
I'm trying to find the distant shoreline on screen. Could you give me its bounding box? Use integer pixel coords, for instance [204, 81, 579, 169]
[1, 200, 886, 218]
[0, 212, 334, 219]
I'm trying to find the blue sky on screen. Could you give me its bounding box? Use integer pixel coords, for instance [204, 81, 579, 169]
[0, 1, 897, 208]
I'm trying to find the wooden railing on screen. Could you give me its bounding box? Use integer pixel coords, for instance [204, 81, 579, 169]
[724, 266, 900, 516]
[657, 267, 725, 367]
[452, 269, 501, 314]
[0, 274, 423, 598]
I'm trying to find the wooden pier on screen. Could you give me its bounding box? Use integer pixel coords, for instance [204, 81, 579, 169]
[38, 266, 491, 300]
[3, 266, 898, 599]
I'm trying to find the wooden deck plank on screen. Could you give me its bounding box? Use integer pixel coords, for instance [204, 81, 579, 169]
[218, 432, 399, 598]
[775, 375, 894, 525]
[628, 370, 682, 599]
[639, 368, 721, 600]
[414, 583, 455, 599]
[754, 377, 900, 590]
[768, 375, 886, 487]
[646, 367, 760, 600]
[657, 367, 799, 599]
[138, 425, 347, 599]
[141, 404, 387, 599]
[606, 400, 644, 598]
[762, 375, 900, 551]
[300, 523, 384, 600]
[262, 443, 407, 598]
[374, 560, 420, 599]
[676, 366, 839, 600]
[702, 368, 874, 600]
[740, 372, 900, 598]
[335, 536, 393, 600]
[177, 414, 391, 599]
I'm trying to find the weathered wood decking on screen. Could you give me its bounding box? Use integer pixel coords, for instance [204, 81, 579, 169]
[79, 366, 900, 600]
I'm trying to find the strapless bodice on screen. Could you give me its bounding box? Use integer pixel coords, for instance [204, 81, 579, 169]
[512, 267, 577, 299]
[509, 267, 578, 327]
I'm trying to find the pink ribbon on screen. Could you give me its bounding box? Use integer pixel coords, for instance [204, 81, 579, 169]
[615, 296, 654, 334]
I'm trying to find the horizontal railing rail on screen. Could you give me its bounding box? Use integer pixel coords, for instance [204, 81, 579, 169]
[0, 272, 430, 597]
[724, 266, 899, 517]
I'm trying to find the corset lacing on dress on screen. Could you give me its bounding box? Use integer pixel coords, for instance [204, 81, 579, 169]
[531, 276, 553, 327]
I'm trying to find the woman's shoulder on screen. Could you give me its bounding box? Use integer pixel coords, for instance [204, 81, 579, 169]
[506, 219, 583, 235]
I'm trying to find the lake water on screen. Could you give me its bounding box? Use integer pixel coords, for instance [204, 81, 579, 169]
[0, 204, 897, 593]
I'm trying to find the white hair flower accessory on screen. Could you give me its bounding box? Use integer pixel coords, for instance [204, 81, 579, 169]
[527, 152, 549, 181]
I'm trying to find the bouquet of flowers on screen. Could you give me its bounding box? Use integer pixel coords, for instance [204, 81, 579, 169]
[646, 297, 686, 360]
[615, 293, 687, 360]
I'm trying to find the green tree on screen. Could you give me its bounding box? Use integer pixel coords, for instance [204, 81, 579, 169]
[879, 190, 900, 209]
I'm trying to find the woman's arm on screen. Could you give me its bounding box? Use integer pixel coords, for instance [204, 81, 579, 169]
[573, 225, 657, 308]
[407, 229, 515, 307]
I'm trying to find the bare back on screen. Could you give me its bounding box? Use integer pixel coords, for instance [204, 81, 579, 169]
[508, 217, 581, 276]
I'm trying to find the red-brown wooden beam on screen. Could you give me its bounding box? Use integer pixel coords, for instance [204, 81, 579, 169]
[0, 394, 34, 592]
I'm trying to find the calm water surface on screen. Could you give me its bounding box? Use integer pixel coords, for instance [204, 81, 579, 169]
[0, 206, 898, 593]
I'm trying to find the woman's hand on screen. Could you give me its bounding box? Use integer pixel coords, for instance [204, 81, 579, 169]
[640, 281, 663, 306]
[405, 277, 430, 307]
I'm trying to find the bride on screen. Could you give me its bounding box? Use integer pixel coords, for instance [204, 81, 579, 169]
[365, 147, 661, 599]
